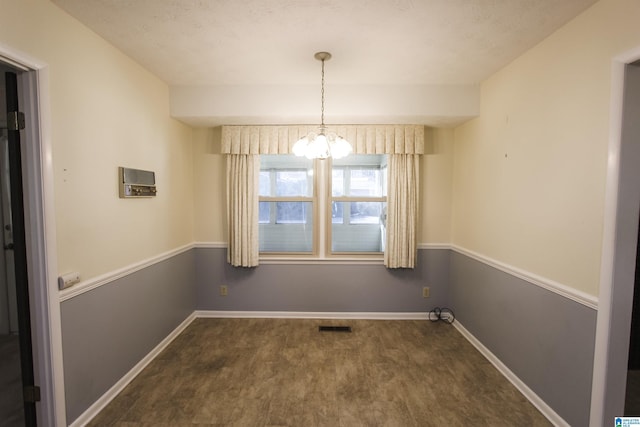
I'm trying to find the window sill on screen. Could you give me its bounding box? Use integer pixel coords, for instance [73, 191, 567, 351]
[259, 256, 384, 265]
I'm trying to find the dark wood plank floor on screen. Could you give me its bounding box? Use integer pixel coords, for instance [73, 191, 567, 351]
[0, 334, 23, 427]
[626, 370, 640, 415]
[88, 318, 551, 426]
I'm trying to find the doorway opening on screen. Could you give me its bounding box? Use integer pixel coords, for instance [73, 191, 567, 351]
[0, 52, 64, 425]
[0, 64, 37, 426]
[591, 57, 640, 425]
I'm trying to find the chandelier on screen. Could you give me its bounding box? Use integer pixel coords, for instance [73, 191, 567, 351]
[292, 52, 352, 160]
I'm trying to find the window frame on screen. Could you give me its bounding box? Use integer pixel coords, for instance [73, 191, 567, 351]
[259, 167, 315, 225]
[258, 155, 386, 262]
[258, 158, 318, 257]
[328, 158, 387, 256]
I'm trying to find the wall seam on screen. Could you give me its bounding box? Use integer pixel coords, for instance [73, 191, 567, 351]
[59, 243, 194, 302]
[450, 245, 598, 309]
[58, 242, 597, 309]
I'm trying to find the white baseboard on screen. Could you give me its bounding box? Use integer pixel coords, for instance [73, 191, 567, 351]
[452, 320, 569, 427]
[195, 310, 428, 320]
[69, 313, 197, 427]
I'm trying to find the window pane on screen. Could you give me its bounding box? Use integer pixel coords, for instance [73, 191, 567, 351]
[382, 167, 388, 197]
[258, 201, 270, 224]
[276, 201, 309, 224]
[332, 155, 386, 197]
[332, 169, 345, 197]
[261, 154, 313, 197]
[350, 201, 383, 224]
[349, 168, 382, 197]
[259, 201, 313, 252]
[259, 171, 270, 196]
[331, 201, 344, 224]
[331, 202, 386, 252]
[329, 155, 387, 254]
[349, 169, 382, 197]
[332, 201, 382, 224]
[259, 155, 315, 254]
[276, 170, 308, 196]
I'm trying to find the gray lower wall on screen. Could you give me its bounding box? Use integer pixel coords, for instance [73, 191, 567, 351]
[195, 248, 450, 312]
[449, 251, 597, 427]
[60, 249, 196, 424]
[59, 246, 598, 426]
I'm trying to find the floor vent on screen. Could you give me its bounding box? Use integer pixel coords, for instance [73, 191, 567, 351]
[319, 325, 352, 333]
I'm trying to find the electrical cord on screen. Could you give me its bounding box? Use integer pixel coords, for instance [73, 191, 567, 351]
[428, 307, 455, 324]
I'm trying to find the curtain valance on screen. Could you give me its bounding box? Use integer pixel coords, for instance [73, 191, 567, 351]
[221, 125, 425, 155]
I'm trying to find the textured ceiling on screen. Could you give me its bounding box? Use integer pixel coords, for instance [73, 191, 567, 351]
[51, 0, 598, 87]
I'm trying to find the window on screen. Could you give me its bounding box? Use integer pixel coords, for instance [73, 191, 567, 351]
[331, 155, 387, 253]
[259, 154, 387, 257]
[259, 155, 314, 253]
[223, 125, 423, 268]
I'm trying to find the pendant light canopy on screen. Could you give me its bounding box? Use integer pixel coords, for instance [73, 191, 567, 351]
[292, 52, 352, 160]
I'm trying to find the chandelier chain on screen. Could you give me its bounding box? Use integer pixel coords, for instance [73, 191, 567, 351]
[320, 58, 325, 127]
[291, 51, 352, 160]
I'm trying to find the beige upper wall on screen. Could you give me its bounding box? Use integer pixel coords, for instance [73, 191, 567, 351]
[193, 126, 453, 245]
[193, 127, 226, 243]
[421, 128, 453, 244]
[452, 0, 640, 296]
[0, 0, 452, 278]
[0, 0, 195, 280]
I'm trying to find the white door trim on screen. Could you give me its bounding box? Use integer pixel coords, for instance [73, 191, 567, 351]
[590, 46, 640, 426]
[0, 43, 65, 426]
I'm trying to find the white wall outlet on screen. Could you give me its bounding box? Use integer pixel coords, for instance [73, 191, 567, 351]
[58, 272, 81, 290]
[220, 285, 228, 296]
[422, 287, 430, 298]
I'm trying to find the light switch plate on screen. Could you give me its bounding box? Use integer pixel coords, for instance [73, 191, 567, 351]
[58, 272, 80, 290]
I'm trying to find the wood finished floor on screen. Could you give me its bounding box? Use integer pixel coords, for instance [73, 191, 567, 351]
[88, 318, 551, 426]
[0, 334, 23, 427]
[626, 370, 640, 415]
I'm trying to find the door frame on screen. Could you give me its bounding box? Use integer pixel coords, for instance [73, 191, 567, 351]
[590, 46, 640, 425]
[0, 46, 65, 425]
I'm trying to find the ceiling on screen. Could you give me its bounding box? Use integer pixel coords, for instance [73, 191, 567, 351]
[51, 0, 599, 126]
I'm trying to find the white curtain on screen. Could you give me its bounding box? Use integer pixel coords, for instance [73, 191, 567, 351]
[222, 124, 424, 268]
[226, 154, 260, 267]
[385, 154, 420, 269]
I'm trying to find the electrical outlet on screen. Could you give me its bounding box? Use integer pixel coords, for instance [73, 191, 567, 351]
[220, 285, 228, 296]
[422, 287, 430, 298]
